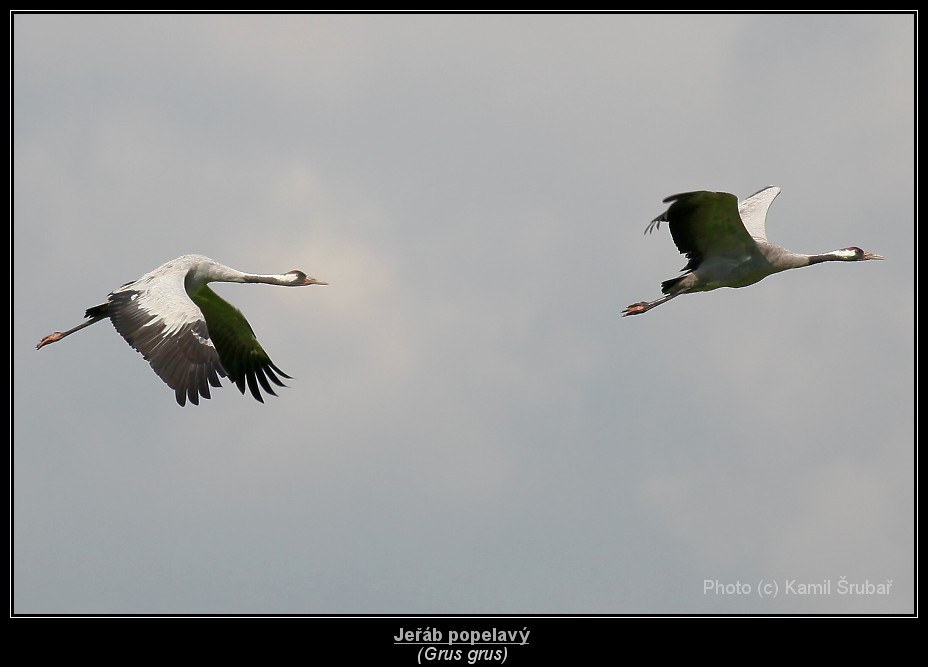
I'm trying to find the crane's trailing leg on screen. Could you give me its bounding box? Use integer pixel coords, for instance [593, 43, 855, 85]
[36, 332, 64, 349]
[622, 292, 680, 317]
[622, 302, 650, 316]
[36, 310, 109, 349]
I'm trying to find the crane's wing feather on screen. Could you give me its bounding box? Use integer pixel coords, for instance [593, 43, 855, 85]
[737, 186, 780, 243]
[647, 190, 757, 272]
[108, 274, 226, 407]
[189, 285, 291, 404]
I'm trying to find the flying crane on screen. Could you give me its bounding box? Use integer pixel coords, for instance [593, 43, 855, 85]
[623, 186, 883, 316]
[36, 254, 328, 406]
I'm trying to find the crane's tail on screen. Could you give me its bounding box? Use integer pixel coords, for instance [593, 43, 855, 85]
[84, 303, 110, 319]
[661, 276, 686, 294]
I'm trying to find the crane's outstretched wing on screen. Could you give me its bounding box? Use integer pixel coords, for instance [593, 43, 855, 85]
[189, 285, 290, 403]
[737, 186, 780, 243]
[107, 274, 225, 407]
[647, 190, 757, 273]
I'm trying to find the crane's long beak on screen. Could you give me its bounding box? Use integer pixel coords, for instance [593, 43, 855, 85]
[306, 278, 329, 285]
[863, 252, 884, 261]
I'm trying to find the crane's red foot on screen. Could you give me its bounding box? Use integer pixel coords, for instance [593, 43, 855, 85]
[622, 302, 649, 317]
[36, 332, 63, 350]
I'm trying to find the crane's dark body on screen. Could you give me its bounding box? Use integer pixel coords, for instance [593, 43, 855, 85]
[622, 187, 882, 316]
[36, 254, 327, 406]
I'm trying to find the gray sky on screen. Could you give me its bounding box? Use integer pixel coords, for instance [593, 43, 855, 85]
[13, 13, 914, 614]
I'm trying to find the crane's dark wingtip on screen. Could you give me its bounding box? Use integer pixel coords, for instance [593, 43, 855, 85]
[645, 218, 664, 234]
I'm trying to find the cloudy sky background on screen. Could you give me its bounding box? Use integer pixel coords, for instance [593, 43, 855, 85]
[13, 13, 914, 614]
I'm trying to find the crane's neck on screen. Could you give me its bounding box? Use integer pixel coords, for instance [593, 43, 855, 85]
[756, 244, 813, 271]
[234, 272, 303, 286]
[807, 249, 861, 265]
[186, 261, 306, 290]
[180, 256, 324, 290]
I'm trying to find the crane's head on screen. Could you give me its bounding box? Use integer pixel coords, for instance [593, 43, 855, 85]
[836, 247, 884, 261]
[286, 270, 329, 286]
